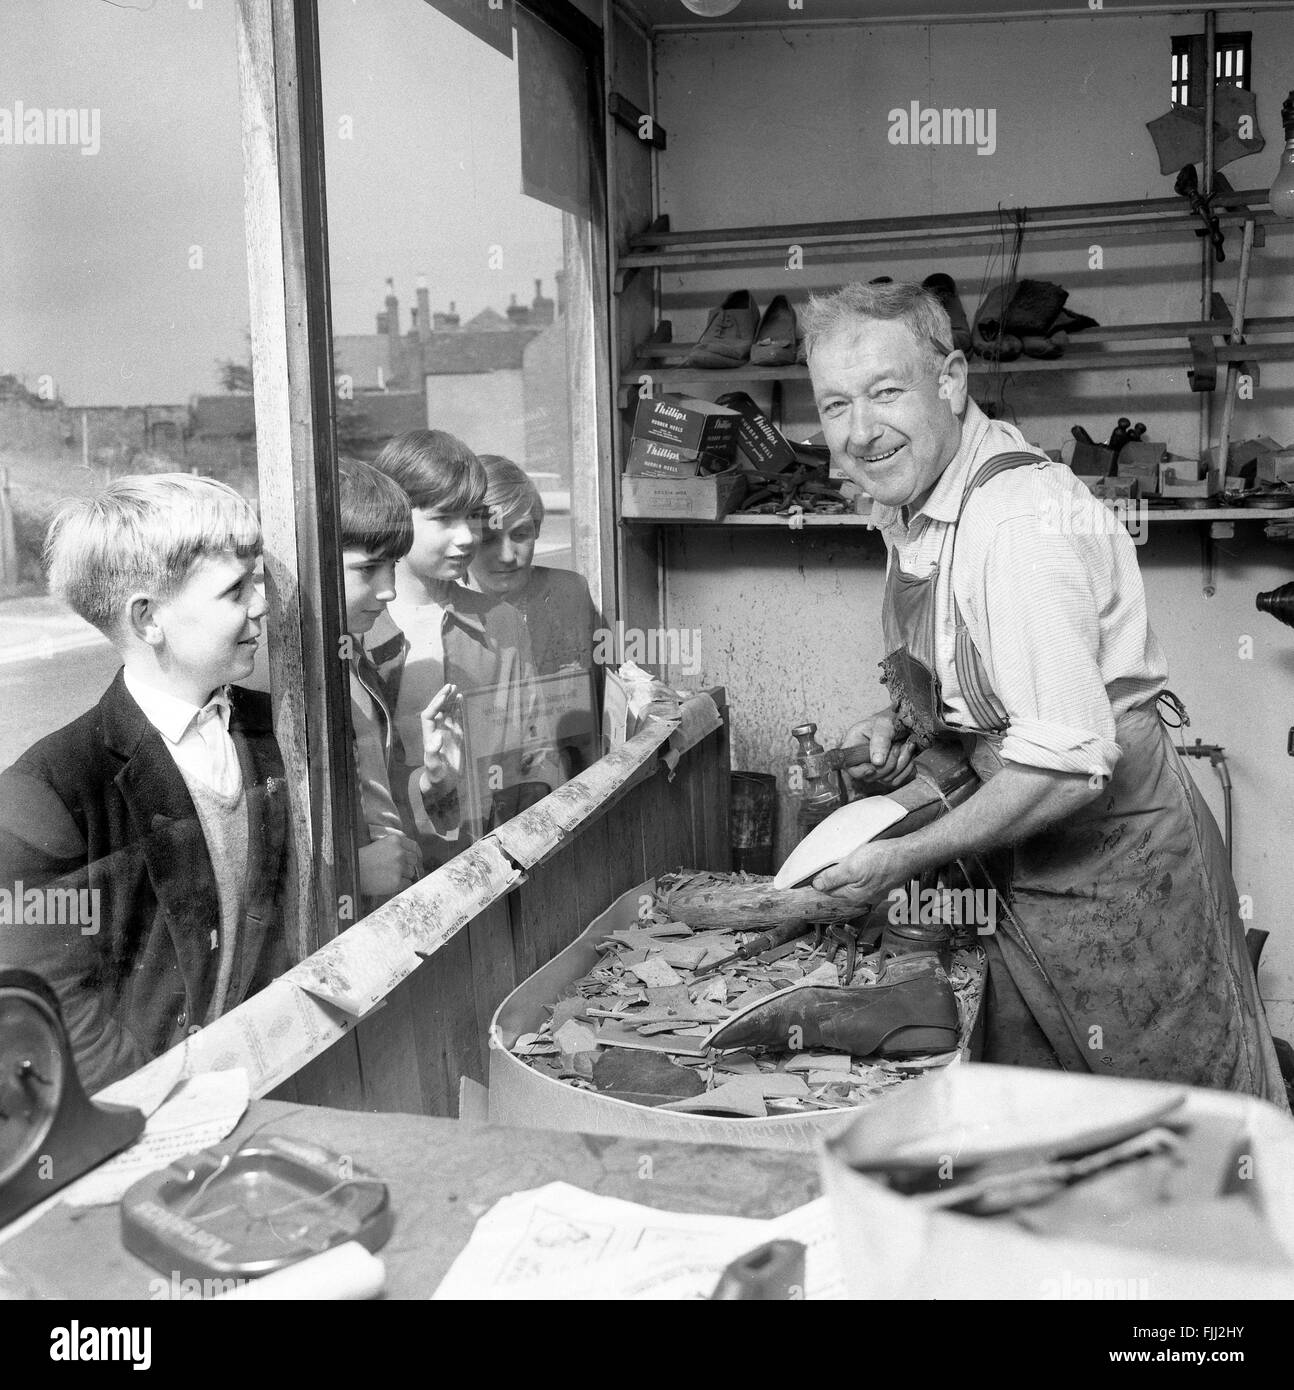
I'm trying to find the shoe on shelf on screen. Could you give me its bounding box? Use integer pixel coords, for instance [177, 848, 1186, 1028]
[683, 290, 760, 369]
[749, 294, 799, 366]
[922, 273, 972, 352]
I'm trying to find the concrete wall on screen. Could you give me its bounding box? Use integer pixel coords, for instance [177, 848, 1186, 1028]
[648, 10, 1294, 1033]
[0, 395, 66, 456]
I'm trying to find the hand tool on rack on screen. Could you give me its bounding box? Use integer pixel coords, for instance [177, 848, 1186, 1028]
[1174, 164, 1226, 263]
[736, 462, 848, 515]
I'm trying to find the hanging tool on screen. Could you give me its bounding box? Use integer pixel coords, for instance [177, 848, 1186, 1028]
[1175, 164, 1226, 262]
[1107, 418, 1134, 455]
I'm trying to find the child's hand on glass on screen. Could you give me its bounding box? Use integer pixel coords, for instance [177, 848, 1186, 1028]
[419, 683, 464, 787]
[359, 830, 421, 899]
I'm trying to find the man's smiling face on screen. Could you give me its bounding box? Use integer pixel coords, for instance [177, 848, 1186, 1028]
[810, 317, 968, 509]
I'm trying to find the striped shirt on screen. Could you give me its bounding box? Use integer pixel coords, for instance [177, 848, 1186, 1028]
[872, 401, 1167, 779]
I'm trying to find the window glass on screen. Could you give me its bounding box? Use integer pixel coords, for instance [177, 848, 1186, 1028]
[0, 3, 284, 1092]
[318, 0, 605, 894]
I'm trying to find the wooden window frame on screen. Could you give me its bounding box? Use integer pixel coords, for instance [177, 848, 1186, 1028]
[1171, 31, 1251, 109]
[236, 0, 615, 959]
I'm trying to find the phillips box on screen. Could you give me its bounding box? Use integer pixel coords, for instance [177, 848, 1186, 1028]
[632, 393, 741, 459]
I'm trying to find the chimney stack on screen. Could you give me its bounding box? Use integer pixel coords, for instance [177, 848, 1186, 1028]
[383, 277, 401, 385]
[506, 292, 531, 327]
[531, 277, 555, 327]
[416, 276, 431, 345]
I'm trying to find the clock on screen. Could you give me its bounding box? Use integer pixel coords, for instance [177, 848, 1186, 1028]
[0, 969, 145, 1228]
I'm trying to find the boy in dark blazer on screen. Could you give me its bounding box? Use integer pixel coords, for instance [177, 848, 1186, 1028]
[0, 476, 290, 1092]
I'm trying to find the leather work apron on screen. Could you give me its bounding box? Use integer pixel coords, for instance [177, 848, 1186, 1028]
[880, 451, 1287, 1105]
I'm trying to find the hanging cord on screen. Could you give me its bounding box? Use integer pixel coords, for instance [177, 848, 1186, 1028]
[974, 206, 1026, 422]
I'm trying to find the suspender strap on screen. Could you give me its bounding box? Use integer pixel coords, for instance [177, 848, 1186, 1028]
[948, 451, 1049, 734]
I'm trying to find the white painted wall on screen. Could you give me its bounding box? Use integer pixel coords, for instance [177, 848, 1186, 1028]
[649, 11, 1294, 1031]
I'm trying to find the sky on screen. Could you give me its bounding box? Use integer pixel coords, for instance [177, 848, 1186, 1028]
[0, 0, 564, 406]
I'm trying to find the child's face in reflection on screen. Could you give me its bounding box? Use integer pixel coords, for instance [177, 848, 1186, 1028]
[472, 508, 539, 597]
[405, 507, 479, 583]
[342, 548, 398, 636]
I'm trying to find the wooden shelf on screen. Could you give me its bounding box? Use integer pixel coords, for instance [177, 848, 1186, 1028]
[623, 507, 1294, 528]
[625, 341, 1292, 393]
[619, 190, 1288, 274]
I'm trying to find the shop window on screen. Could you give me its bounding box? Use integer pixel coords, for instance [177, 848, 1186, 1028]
[1170, 32, 1251, 108]
[317, 0, 608, 898]
[0, 6, 290, 1092]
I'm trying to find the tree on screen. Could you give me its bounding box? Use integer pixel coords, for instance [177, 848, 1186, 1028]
[215, 358, 254, 394]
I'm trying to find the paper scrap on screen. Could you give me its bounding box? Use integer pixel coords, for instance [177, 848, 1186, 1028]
[663, 694, 724, 776]
[432, 1182, 844, 1300]
[93, 1046, 187, 1117]
[61, 1069, 250, 1208]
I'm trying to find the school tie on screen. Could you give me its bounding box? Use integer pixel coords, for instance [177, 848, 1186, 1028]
[191, 694, 240, 796]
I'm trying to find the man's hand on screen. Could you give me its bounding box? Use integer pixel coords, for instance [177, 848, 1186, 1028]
[419, 683, 463, 789]
[841, 706, 918, 792]
[812, 838, 910, 905]
[359, 830, 421, 899]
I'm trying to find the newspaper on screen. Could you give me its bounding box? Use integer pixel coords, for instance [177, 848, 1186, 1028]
[433, 1181, 844, 1300]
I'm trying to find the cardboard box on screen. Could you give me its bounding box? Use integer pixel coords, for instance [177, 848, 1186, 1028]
[1115, 440, 1166, 484]
[632, 393, 740, 457]
[1159, 461, 1210, 498]
[1070, 441, 1116, 476]
[489, 879, 982, 1153]
[715, 391, 798, 473]
[1228, 435, 1283, 469]
[625, 436, 729, 479]
[621, 469, 747, 521]
[1257, 449, 1294, 485]
[1085, 477, 1139, 501]
[821, 1064, 1294, 1298]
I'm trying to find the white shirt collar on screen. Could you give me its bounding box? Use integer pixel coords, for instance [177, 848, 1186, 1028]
[123, 668, 231, 745]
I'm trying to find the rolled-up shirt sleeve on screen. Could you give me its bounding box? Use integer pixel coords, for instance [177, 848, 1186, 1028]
[958, 511, 1121, 779]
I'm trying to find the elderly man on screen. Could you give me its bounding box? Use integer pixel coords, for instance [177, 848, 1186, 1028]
[804, 280, 1284, 1104]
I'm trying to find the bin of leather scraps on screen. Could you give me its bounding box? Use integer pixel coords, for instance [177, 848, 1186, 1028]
[820, 1065, 1294, 1299]
[488, 873, 985, 1153]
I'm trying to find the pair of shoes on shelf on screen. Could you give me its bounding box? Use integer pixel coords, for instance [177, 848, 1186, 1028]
[970, 279, 1099, 362]
[684, 291, 801, 368]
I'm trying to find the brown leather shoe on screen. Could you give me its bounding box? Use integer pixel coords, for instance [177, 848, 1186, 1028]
[684, 290, 759, 369]
[708, 971, 959, 1058]
[749, 294, 798, 366]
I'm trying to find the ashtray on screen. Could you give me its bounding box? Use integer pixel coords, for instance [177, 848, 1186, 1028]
[120, 1136, 392, 1282]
